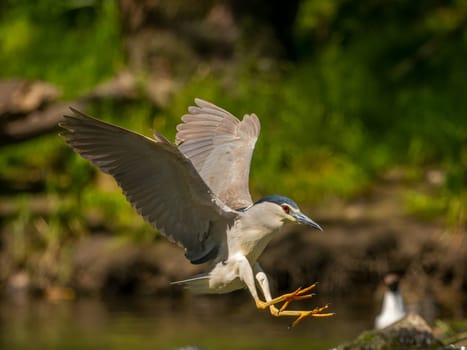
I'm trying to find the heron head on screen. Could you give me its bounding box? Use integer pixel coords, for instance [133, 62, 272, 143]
[254, 195, 322, 231]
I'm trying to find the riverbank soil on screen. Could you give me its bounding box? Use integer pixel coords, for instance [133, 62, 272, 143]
[1, 178, 465, 322]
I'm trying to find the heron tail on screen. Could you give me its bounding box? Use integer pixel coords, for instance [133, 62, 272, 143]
[171, 273, 212, 294]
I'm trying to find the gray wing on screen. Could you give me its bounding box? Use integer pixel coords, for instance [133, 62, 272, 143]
[60, 108, 236, 264]
[175, 99, 261, 209]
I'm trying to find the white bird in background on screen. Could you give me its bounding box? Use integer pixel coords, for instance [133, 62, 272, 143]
[375, 273, 406, 329]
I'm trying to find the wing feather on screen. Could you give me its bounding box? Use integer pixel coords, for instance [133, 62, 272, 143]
[176, 99, 261, 209]
[60, 108, 236, 264]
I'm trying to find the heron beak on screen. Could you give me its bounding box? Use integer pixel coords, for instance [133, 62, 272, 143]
[294, 212, 323, 231]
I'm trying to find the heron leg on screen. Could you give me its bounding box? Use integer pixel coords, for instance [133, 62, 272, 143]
[237, 258, 298, 310]
[236, 256, 272, 310]
[253, 263, 334, 328]
[254, 265, 319, 310]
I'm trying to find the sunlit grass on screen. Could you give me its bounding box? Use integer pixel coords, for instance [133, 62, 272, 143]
[405, 189, 466, 229]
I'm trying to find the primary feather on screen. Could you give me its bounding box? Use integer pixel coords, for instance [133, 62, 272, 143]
[60, 107, 236, 264]
[176, 98, 260, 209]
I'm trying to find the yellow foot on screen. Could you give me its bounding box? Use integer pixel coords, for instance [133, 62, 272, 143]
[256, 282, 319, 310]
[278, 282, 319, 312]
[285, 304, 334, 329]
[269, 283, 334, 329]
[256, 282, 334, 328]
[268, 302, 333, 328]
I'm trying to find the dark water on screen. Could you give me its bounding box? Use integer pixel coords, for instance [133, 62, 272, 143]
[0, 294, 394, 350]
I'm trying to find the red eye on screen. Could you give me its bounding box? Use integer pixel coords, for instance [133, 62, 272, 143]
[281, 204, 290, 214]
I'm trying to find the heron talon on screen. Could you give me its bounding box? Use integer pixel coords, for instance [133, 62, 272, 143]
[277, 282, 319, 312]
[288, 304, 334, 328]
[265, 285, 333, 328]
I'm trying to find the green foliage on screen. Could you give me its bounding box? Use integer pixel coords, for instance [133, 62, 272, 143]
[0, 0, 123, 97]
[1, 0, 466, 282]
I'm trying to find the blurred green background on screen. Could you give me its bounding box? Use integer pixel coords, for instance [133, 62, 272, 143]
[0, 0, 466, 348]
[1, 0, 465, 230]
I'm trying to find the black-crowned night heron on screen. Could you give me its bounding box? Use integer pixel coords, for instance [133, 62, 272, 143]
[60, 99, 333, 327]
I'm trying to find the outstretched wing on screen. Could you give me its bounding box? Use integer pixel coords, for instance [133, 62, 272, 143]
[60, 108, 236, 264]
[176, 99, 261, 209]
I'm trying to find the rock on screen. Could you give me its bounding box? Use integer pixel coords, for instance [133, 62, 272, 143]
[0, 79, 60, 116]
[335, 313, 444, 350]
[5, 270, 31, 296]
